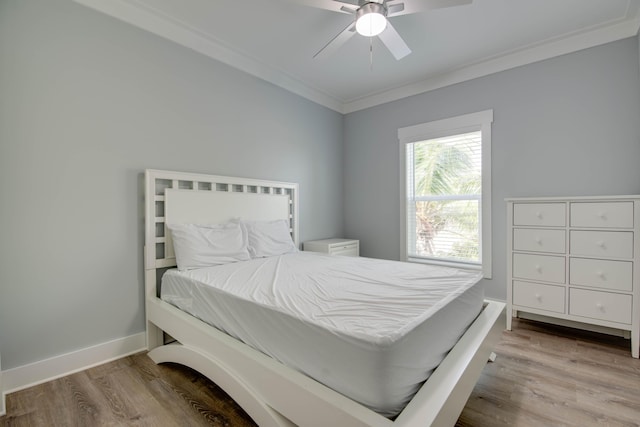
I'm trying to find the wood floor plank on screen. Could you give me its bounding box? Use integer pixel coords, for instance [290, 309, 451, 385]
[105, 363, 186, 426]
[158, 362, 255, 425]
[90, 368, 144, 424]
[2, 318, 640, 426]
[456, 318, 640, 427]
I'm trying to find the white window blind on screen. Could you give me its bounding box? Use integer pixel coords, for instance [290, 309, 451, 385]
[406, 131, 481, 266]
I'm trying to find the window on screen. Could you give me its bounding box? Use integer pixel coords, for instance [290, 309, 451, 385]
[399, 110, 492, 278]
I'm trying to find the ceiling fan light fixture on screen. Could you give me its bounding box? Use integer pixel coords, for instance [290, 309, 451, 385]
[355, 2, 388, 37]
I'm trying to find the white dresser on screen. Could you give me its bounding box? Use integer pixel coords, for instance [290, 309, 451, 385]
[303, 238, 359, 257]
[506, 196, 640, 358]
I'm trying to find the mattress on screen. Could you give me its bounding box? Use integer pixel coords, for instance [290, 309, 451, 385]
[161, 252, 484, 417]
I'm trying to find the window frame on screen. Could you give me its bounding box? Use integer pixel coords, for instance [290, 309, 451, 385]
[398, 110, 493, 278]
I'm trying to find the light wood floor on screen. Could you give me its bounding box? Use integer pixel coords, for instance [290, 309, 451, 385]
[1, 318, 639, 426]
[457, 319, 640, 427]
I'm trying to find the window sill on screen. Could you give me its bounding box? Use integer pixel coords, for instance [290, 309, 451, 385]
[406, 257, 488, 278]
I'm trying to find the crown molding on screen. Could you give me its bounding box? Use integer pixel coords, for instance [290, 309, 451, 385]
[342, 11, 640, 113]
[74, 0, 640, 115]
[73, 0, 345, 113]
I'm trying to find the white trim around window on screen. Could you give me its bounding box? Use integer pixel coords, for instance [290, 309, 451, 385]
[398, 110, 493, 278]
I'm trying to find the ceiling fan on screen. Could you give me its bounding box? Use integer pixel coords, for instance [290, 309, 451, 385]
[292, 0, 473, 60]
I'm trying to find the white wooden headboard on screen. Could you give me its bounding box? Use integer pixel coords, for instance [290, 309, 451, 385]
[144, 169, 299, 272]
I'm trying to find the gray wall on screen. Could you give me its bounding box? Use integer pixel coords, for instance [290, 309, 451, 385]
[1, 0, 639, 373]
[0, 0, 343, 369]
[344, 37, 640, 301]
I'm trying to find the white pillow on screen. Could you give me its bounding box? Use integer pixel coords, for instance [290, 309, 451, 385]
[167, 222, 250, 271]
[242, 219, 297, 258]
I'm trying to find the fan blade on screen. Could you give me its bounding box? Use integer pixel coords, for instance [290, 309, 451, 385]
[387, 3, 405, 15]
[378, 22, 411, 60]
[387, 0, 472, 17]
[286, 0, 355, 14]
[314, 22, 357, 60]
[426, 0, 473, 8]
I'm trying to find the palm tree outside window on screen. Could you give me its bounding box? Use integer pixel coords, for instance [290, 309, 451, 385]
[399, 110, 493, 277]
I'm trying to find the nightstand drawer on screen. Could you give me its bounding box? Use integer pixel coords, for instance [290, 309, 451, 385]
[513, 203, 566, 227]
[513, 253, 565, 283]
[569, 258, 633, 292]
[303, 239, 359, 257]
[331, 243, 359, 257]
[513, 228, 565, 254]
[570, 230, 633, 259]
[569, 288, 632, 324]
[513, 281, 565, 313]
[570, 202, 634, 229]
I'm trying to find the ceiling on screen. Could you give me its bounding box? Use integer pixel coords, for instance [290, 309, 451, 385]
[74, 0, 640, 113]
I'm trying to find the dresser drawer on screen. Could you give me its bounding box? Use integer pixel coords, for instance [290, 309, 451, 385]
[570, 230, 634, 259]
[513, 203, 566, 227]
[513, 228, 565, 254]
[569, 288, 632, 324]
[513, 253, 565, 283]
[570, 202, 634, 228]
[513, 281, 565, 313]
[570, 258, 633, 292]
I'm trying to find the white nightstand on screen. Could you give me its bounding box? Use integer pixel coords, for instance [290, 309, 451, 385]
[303, 238, 359, 257]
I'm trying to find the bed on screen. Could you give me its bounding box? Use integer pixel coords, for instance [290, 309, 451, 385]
[144, 169, 505, 427]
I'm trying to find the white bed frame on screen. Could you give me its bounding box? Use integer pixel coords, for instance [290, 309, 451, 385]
[144, 169, 505, 427]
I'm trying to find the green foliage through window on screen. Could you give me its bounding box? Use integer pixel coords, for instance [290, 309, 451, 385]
[407, 131, 481, 264]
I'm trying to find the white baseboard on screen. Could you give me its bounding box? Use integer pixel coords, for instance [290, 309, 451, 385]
[516, 312, 629, 338]
[2, 332, 146, 402]
[0, 355, 3, 416]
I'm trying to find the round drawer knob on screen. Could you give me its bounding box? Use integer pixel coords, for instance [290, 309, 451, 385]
[596, 270, 605, 279]
[535, 293, 542, 301]
[596, 303, 604, 311]
[535, 237, 542, 245]
[535, 265, 542, 273]
[597, 241, 606, 249]
[536, 211, 543, 219]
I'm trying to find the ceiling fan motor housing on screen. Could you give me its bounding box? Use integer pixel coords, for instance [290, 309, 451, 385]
[357, 1, 388, 17]
[358, 0, 386, 6]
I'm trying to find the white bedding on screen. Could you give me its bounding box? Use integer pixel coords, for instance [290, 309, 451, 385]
[161, 252, 484, 417]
